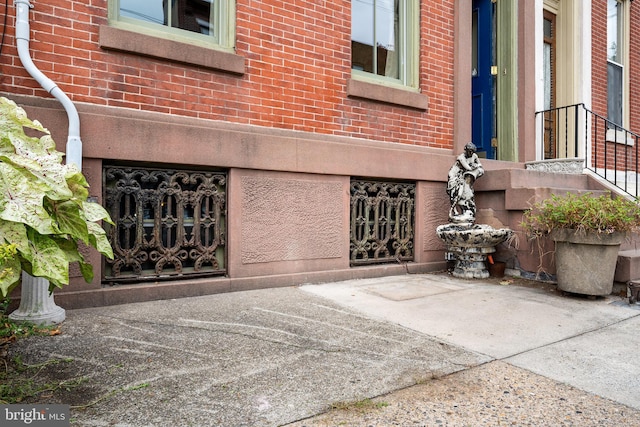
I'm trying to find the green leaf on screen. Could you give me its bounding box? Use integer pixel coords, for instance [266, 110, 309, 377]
[83, 200, 114, 225]
[0, 253, 21, 297]
[77, 260, 94, 283]
[50, 200, 90, 244]
[87, 222, 114, 259]
[65, 169, 89, 201]
[0, 221, 30, 256]
[27, 231, 69, 287]
[0, 162, 57, 235]
[0, 97, 49, 134]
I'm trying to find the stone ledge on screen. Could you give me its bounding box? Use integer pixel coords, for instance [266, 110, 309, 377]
[44, 262, 446, 309]
[346, 78, 428, 110]
[99, 25, 245, 75]
[525, 158, 585, 174]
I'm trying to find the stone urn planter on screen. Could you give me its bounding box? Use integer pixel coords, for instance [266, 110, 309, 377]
[522, 192, 640, 297]
[551, 229, 625, 296]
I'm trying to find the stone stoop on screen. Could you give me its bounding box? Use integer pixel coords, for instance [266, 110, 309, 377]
[617, 248, 640, 301]
[475, 168, 610, 211]
[474, 168, 624, 277]
[614, 230, 640, 284]
[615, 249, 640, 283]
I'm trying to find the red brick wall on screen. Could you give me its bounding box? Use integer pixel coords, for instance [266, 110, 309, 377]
[591, 1, 640, 168]
[593, 1, 640, 134]
[591, 1, 607, 120]
[0, 0, 455, 149]
[629, 2, 640, 136]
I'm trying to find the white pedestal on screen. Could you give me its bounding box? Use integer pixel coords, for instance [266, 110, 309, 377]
[9, 272, 65, 325]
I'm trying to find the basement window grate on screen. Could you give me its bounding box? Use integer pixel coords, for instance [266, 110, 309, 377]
[350, 179, 415, 266]
[103, 166, 227, 283]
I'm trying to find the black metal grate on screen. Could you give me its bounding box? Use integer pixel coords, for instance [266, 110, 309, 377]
[103, 166, 226, 282]
[350, 179, 415, 266]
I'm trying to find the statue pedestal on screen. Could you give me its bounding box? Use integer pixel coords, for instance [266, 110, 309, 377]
[446, 245, 495, 279]
[9, 272, 65, 325]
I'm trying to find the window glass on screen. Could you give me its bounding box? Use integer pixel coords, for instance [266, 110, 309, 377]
[607, 0, 624, 126]
[607, 0, 622, 63]
[351, 0, 416, 86]
[119, 1, 164, 25]
[112, 0, 237, 49]
[543, 16, 552, 38]
[608, 62, 623, 127]
[120, 0, 215, 36]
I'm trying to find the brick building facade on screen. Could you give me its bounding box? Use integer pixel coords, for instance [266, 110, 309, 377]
[2, 1, 456, 146]
[1, 1, 639, 307]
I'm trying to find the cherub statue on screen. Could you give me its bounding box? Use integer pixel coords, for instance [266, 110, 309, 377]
[446, 142, 484, 223]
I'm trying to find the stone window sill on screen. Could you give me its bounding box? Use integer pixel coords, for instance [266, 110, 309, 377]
[99, 25, 245, 75]
[346, 78, 428, 110]
[606, 128, 635, 146]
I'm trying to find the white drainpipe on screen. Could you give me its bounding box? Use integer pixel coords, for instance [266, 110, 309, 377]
[10, 0, 84, 325]
[15, 0, 82, 169]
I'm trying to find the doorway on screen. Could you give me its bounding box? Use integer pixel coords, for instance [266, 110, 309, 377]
[542, 10, 557, 158]
[471, 0, 496, 159]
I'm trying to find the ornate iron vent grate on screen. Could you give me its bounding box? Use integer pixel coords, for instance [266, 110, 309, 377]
[103, 166, 226, 282]
[350, 179, 415, 266]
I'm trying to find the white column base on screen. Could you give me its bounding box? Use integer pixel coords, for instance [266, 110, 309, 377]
[9, 272, 66, 325]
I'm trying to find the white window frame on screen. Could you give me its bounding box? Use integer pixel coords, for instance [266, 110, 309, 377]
[606, 0, 630, 140]
[351, 0, 420, 91]
[108, 0, 236, 52]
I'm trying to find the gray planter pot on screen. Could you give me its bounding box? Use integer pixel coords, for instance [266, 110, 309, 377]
[551, 229, 625, 296]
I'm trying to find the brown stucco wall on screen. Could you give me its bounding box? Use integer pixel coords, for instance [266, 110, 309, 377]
[228, 169, 350, 278]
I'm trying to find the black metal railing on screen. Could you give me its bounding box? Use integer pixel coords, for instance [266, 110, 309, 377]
[535, 103, 640, 199]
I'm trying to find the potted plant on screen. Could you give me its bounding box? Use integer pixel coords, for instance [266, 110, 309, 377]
[0, 96, 113, 298]
[521, 191, 640, 296]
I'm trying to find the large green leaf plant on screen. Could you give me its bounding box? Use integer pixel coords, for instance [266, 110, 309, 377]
[0, 96, 113, 297]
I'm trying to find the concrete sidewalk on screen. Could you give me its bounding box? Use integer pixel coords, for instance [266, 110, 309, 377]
[300, 274, 640, 409]
[6, 273, 640, 426]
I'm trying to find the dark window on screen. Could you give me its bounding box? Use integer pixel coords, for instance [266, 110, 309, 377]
[120, 0, 215, 35]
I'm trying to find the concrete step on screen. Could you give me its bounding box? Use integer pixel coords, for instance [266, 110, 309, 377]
[476, 168, 600, 192]
[474, 167, 637, 282]
[477, 169, 617, 211]
[615, 232, 640, 283]
[504, 187, 611, 211]
[615, 248, 640, 283]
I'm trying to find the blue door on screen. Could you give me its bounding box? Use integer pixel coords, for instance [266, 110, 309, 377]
[472, 0, 496, 159]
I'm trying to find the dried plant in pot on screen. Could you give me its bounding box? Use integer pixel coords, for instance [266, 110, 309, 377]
[521, 192, 640, 296]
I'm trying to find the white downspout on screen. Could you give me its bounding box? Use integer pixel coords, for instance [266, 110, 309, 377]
[10, 0, 83, 325]
[15, 0, 82, 169]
